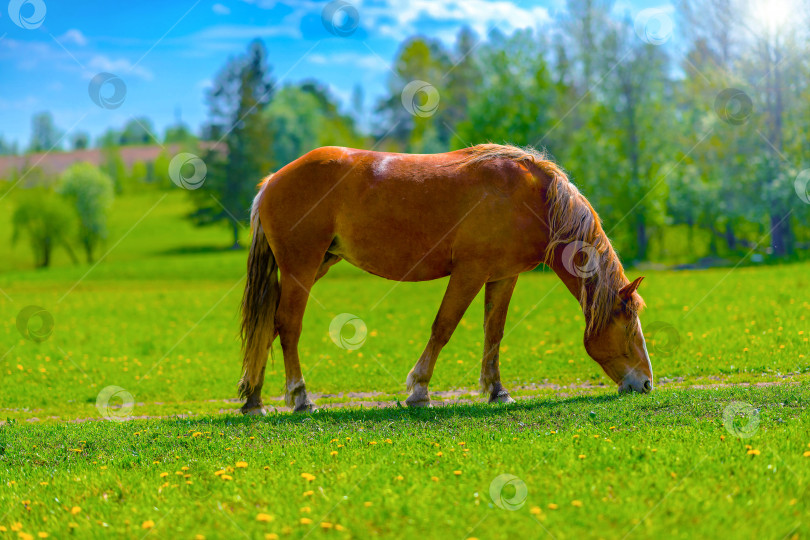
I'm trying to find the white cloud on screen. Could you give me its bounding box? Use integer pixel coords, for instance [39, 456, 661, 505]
[59, 29, 88, 46]
[212, 3, 231, 15]
[308, 52, 388, 71]
[367, 0, 552, 41]
[239, 0, 553, 43]
[87, 55, 153, 80]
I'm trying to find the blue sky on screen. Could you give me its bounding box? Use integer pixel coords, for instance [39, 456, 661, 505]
[0, 0, 671, 149]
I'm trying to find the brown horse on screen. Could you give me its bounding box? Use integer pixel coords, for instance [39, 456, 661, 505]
[239, 144, 652, 414]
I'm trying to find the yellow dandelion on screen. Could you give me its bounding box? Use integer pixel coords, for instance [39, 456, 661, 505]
[300, 507, 311, 514]
[70, 506, 81, 515]
[747, 449, 760, 456]
[303, 490, 314, 497]
[301, 473, 316, 482]
[454, 470, 462, 476]
[300, 518, 312, 525]
[265, 534, 279, 540]
[364, 502, 372, 508]
[802, 451, 810, 457]
[236, 461, 248, 468]
[578, 455, 586, 459]
[256, 513, 274, 523]
[38, 533, 49, 539]
[160, 472, 169, 478]
[530, 506, 541, 515]
[548, 504, 558, 510]
[330, 451, 338, 457]
[221, 475, 233, 481]
[320, 522, 333, 529]
[395, 475, 404, 481]
[431, 476, 439, 482]
[142, 520, 155, 530]
[572, 500, 583, 507]
[214, 470, 225, 476]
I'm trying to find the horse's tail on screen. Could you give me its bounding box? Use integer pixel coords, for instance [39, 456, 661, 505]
[238, 178, 279, 398]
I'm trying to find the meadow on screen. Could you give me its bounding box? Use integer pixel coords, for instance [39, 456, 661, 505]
[1, 190, 808, 539]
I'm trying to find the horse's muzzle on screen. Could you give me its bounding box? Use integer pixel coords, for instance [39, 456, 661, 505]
[618, 376, 653, 394]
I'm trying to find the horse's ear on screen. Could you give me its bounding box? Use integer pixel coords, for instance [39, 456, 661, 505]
[619, 277, 644, 302]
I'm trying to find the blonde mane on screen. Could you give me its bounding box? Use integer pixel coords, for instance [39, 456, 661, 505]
[454, 144, 643, 336]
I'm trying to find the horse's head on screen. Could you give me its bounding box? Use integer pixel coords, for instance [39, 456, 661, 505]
[583, 277, 653, 394]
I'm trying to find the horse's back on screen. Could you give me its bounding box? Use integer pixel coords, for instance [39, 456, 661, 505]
[260, 146, 548, 281]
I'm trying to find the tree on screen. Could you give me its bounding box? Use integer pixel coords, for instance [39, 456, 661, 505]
[264, 81, 364, 167]
[193, 39, 275, 248]
[599, 20, 674, 261]
[164, 123, 196, 144]
[676, 0, 809, 257]
[71, 131, 90, 151]
[375, 36, 452, 152]
[0, 135, 19, 156]
[100, 143, 128, 194]
[119, 117, 156, 146]
[57, 163, 115, 262]
[453, 29, 555, 150]
[28, 112, 62, 153]
[12, 188, 77, 268]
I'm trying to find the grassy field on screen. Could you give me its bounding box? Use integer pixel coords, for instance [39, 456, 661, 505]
[1, 189, 809, 538]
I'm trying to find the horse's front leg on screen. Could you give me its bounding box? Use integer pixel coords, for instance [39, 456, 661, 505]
[480, 275, 518, 404]
[406, 272, 485, 407]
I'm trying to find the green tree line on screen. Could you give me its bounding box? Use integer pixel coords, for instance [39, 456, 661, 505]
[4, 0, 809, 265]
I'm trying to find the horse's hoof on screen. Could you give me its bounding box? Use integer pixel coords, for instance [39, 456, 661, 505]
[489, 391, 515, 404]
[241, 405, 267, 416]
[405, 396, 432, 408]
[293, 402, 318, 413]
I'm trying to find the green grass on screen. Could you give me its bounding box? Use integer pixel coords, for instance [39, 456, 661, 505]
[1, 189, 809, 538]
[1, 386, 808, 539]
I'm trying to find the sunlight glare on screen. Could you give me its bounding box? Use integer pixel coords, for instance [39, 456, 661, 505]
[751, 0, 795, 31]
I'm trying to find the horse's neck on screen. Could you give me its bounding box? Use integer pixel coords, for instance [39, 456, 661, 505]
[546, 242, 591, 314]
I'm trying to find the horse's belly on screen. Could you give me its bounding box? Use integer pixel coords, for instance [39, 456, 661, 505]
[328, 232, 452, 282]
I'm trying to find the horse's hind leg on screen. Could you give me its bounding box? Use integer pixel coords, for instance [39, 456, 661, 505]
[277, 253, 336, 412]
[242, 363, 270, 415]
[480, 276, 518, 404]
[243, 253, 339, 415]
[406, 271, 485, 407]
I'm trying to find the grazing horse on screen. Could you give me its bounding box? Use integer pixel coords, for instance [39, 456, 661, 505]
[239, 144, 653, 414]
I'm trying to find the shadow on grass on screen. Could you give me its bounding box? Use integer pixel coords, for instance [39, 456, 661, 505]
[206, 392, 626, 428]
[158, 245, 245, 256]
[199, 381, 809, 429]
